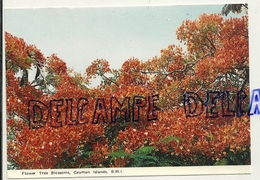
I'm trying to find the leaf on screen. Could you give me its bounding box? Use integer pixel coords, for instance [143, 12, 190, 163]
[214, 158, 228, 166]
[136, 155, 158, 166]
[130, 154, 159, 167]
[157, 136, 184, 145]
[109, 149, 128, 159]
[81, 164, 92, 168]
[209, 133, 214, 141]
[81, 151, 93, 157]
[135, 146, 156, 155]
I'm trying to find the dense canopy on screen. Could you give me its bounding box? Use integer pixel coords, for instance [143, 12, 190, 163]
[6, 12, 250, 169]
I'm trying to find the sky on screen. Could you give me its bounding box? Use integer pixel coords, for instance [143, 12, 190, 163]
[4, 2, 260, 180]
[4, 4, 243, 85]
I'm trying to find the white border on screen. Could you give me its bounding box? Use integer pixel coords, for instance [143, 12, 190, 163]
[3, 0, 251, 8]
[8, 166, 251, 179]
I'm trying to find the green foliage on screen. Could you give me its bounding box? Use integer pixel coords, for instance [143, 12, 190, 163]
[109, 149, 128, 159]
[7, 160, 19, 170]
[81, 164, 92, 168]
[225, 147, 251, 165]
[214, 158, 228, 166]
[157, 136, 184, 145]
[104, 117, 139, 146]
[135, 146, 156, 155]
[213, 147, 250, 166]
[55, 152, 78, 168]
[127, 146, 158, 167]
[104, 121, 129, 146]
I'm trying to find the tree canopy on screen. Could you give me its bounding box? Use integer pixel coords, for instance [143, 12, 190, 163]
[6, 10, 250, 169]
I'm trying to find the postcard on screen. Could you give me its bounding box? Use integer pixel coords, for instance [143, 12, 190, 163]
[4, 3, 251, 179]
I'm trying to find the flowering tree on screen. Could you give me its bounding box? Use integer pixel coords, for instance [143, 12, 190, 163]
[6, 12, 250, 169]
